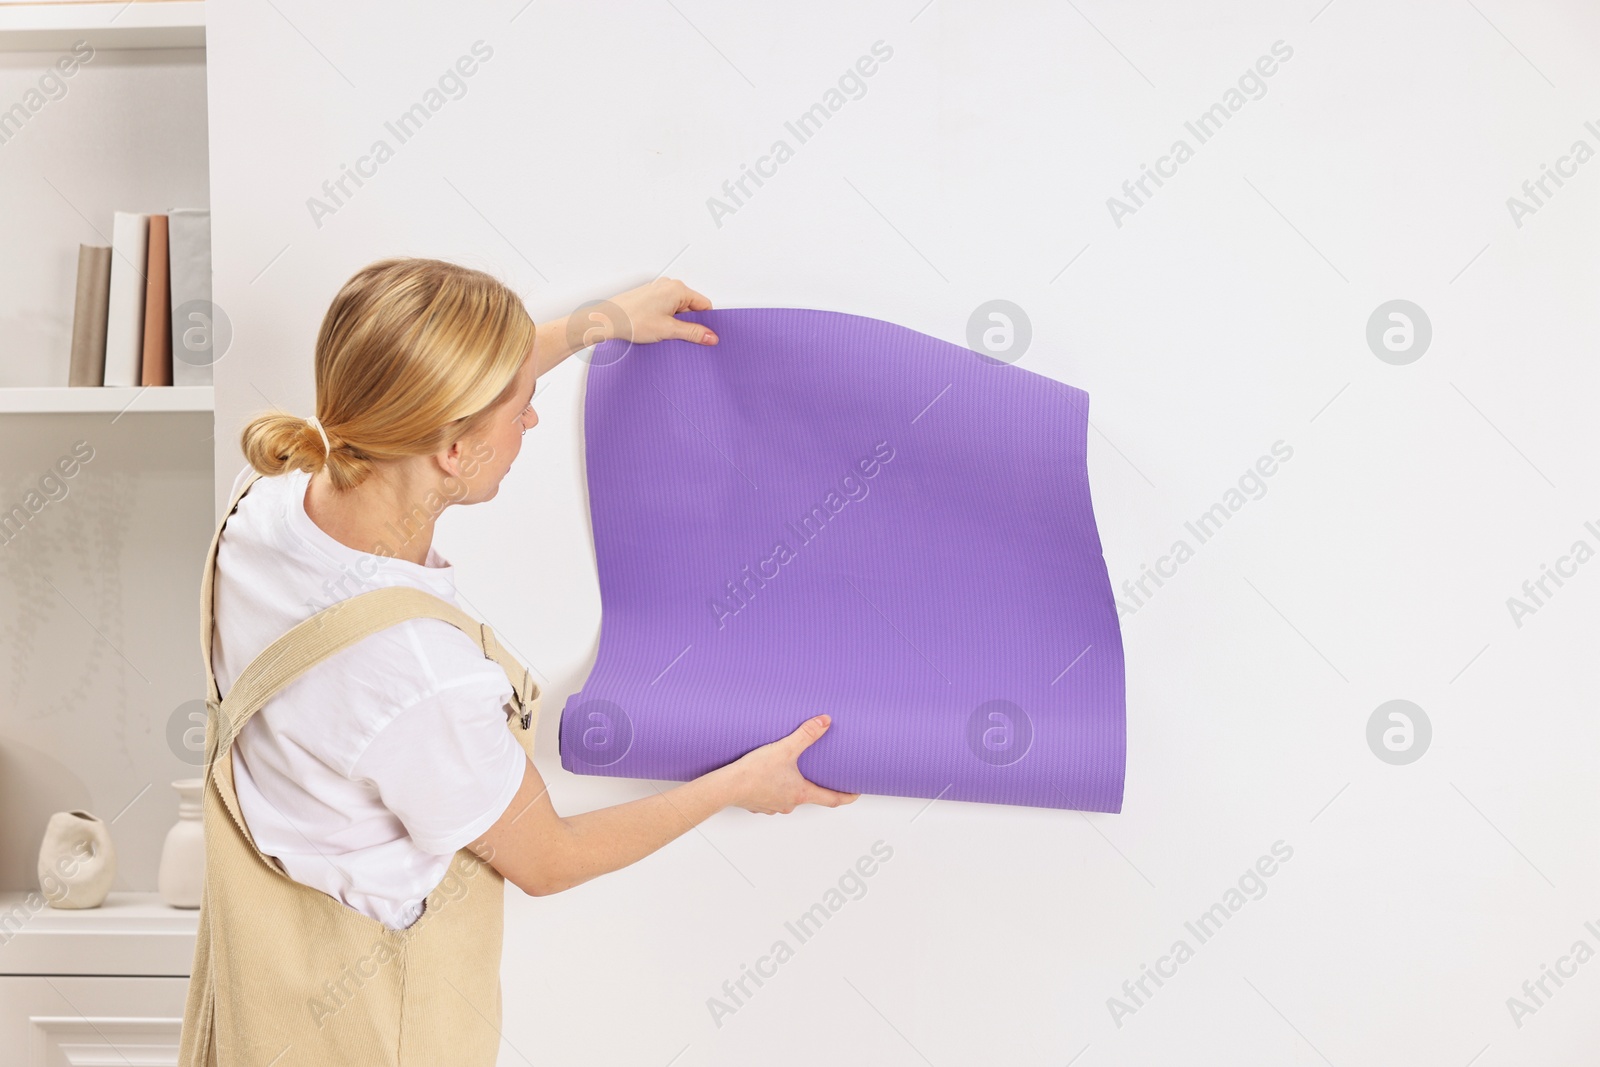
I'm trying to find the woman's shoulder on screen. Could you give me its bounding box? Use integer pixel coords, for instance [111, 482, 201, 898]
[225, 461, 296, 510]
[366, 614, 516, 697]
[249, 613, 515, 776]
[218, 463, 297, 548]
[227, 462, 257, 500]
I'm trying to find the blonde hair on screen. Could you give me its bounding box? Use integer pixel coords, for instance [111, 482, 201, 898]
[241, 258, 535, 491]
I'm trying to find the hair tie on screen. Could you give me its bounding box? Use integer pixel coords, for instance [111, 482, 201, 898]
[305, 415, 331, 458]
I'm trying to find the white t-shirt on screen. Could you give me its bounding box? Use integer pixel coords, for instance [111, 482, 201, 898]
[210, 464, 526, 930]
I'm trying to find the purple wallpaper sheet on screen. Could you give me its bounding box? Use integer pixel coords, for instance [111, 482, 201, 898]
[559, 308, 1125, 812]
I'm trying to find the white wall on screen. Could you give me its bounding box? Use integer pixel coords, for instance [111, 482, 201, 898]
[207, 2, 1600, 1063]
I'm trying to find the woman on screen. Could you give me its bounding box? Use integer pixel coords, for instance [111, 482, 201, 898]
[179, 258, 856, 1065]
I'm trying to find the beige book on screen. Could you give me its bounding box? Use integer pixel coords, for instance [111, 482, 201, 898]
[67, 243, 112, 386]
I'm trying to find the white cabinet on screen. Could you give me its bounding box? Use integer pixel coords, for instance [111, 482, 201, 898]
[0, 893, 197, 1065]
[0, 976, 190, 1066]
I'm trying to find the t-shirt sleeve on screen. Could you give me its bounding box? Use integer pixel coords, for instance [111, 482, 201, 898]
[350, 675, 527, 856]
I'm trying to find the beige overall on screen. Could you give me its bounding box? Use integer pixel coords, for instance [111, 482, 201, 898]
[179, 469, 540, 1066]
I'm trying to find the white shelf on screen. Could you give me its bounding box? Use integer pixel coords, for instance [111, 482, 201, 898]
[0, 891, 197, 977]
[0, 1, 204, 52]
[0, 385, 212, 413]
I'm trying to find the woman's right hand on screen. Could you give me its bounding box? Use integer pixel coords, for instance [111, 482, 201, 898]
[721, 714, 860, 815]
[474, 712, 860, 897]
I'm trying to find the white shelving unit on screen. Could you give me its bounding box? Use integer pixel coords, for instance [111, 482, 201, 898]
[0, 4, 212, 1058]
[0, 891, 198, 977]
[0, 385, 213, 414]
[0, 1, 205, 53]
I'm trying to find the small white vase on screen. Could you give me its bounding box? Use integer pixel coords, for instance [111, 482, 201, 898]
[37, 810, 116, 909]
[157, 778, 205, 909]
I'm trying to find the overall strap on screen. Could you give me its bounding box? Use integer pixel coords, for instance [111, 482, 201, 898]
[199, 470, 541, 772]
[207, 585, 540, 767]
[200, 467, 265, 709]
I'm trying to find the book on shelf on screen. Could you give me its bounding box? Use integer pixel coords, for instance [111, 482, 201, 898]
[103, 210, 148, 387]
[140, 213, 171, 386]
[168, 207, 211, 385]
[67, 243, 111, 387]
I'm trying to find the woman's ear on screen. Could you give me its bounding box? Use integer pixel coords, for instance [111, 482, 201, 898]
[436, 439, 466, 480]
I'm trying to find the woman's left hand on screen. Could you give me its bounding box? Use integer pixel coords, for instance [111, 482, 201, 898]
[608, 277, 717, 345]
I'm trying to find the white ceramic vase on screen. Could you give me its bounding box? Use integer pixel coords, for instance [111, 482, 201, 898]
[157, 778, 204, 909]
[37, 810, 116, 909]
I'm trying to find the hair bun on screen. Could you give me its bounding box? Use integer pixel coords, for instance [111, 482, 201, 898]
[240, 412, 332, 477]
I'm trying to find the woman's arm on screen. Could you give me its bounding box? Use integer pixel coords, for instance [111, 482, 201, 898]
[469, 714, 855, 896]
[532, 277, 720, 380]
